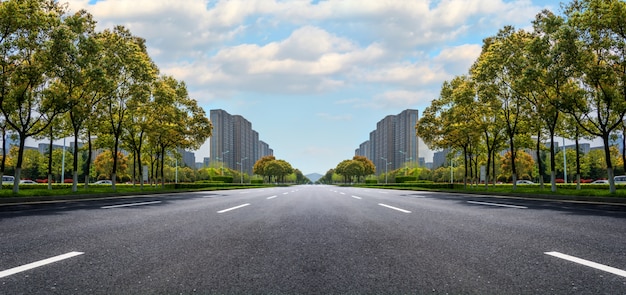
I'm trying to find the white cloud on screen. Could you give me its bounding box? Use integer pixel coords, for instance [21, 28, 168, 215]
[65, 0, 546, 102]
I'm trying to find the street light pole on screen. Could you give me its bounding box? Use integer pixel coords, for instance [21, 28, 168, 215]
[237, 157, 247, 184]
[381, 157, 392, 184]
[399, 150, 406, 173]
[220, 150, 229, 175]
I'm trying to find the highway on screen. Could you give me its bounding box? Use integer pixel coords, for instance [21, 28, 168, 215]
[1, 185, 625, 294]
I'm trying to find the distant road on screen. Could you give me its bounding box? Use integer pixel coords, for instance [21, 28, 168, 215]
[1, 185, 625, 294]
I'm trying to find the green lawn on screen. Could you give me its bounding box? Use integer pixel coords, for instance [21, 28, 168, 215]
[0, 183, 269, 199]
[357, 183, 626, 199]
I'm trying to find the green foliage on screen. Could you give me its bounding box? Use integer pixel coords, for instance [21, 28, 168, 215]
[395, 176, 417, 183]
[211, 175, 233, 183]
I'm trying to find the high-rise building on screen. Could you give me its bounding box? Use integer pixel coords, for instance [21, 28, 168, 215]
[177, 148, 196, 168]
[210, 109, 273, 175]
[355, 109, 419, 175]
[433, 148, 451, 169]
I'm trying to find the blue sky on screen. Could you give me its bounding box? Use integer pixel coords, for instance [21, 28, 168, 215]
[66, 0, 562, 175]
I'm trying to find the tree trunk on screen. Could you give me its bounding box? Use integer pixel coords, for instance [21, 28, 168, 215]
[550, 134, 556, 192]
[536, 129, 544, 189]
[47, 132, 54, 190]
[0, 127, 6, 191]
[13, 135, 27, 193]
[84, 130, 93, 189]
[72, 130, 79, 192]
[575, 130, 581, 190]
[604, 135, 616, 193]
[509, 138, 518, 189]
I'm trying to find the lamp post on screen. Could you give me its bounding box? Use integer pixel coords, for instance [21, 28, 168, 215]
[61, 137, 66, 183]
[219, 150, 229, 175]
[381, 157, 392, 184]
[399, 150, 413, 175]
[237, 157, 247, 184]
[563, 137, 567, 183]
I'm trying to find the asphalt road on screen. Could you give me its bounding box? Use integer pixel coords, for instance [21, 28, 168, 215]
[1, 185, 625, 294]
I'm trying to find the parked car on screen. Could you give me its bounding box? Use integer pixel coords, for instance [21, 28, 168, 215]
[591, 179, 609, 184]
[93, 180, 113, 185]
[19, 179, 37, 184]
[614, 175, 626, 184]
[2, 175, 15, 184]
[515, 180, 535, 185]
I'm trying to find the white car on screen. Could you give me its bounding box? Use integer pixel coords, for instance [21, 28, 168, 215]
[591, 179, 609, 184]
[93, 180, 113, 185]
[19, 179, 37, 184]
[515, 180, 535, 185]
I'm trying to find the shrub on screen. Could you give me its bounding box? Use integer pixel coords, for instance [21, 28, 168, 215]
[396, 176, 417, 183]
[212, 176, 233, 183]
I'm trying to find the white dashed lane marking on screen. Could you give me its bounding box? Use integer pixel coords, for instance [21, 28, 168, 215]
[545, 252, 626, 278]
[378, 203, 411, 213]
[0, 252, 84, 278]
[101, 201, 162, 209]
[217, 203, 250, 214]
[467, 201, 527, 209]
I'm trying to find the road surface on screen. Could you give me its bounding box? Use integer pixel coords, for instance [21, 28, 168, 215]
[1, 185, 625, 294]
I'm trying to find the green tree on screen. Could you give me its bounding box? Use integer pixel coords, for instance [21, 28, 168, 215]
[147, 75, 211, 188]
[336, 159, 364, 184]
[472, 27, 534, 188]
[417, 75, 482, 188]
[96, 26, 156, 190]
[353, 155, 375, 182]
[94, 150, 128, 181]
[500, 150, 536, 181]
[0, 0, 69, 192]
[524, 10, 581, 192]
[52, 9, 104, 191]
[253, 155, 276, 182]
[563, 0, 626, 193]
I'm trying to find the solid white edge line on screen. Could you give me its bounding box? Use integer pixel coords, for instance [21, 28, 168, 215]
[101, 201, 162, 209]
[378, 203, 412, 213]
[217, 203, 250, 213]
[467, 201, 527, 209]
[267, 195, 277, 200]
[351, 195, 362, 200]
[0, 251, 84, 279]
[545, 251, 626, 278]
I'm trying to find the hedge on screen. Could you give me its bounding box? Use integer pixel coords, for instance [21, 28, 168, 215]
[211, 176, 233, 183]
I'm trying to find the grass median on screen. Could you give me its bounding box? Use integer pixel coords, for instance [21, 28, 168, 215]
[354, 182, 626, 202]
[0, 183, 270, 200]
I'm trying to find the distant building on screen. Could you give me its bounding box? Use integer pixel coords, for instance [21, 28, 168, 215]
[433, 149, 451, 169]
[355, 109, 419, 175]
[210, 109, 273, 175]
[177, 148, 195, 168]
[2, 132, 20, 153]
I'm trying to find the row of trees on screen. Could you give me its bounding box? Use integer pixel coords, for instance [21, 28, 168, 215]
[321, 156, 376, 184]
[417, 0, 626, 193]
[252, 155, 309, 184]
[0, 0, 212, 193]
